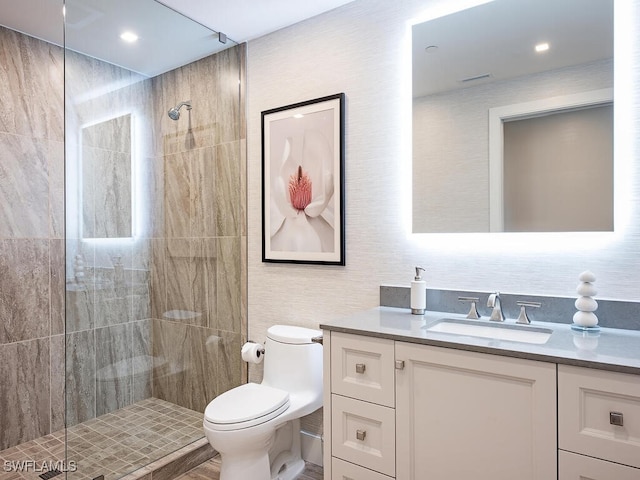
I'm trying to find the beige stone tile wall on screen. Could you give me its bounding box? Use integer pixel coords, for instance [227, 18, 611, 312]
[0, 21, 247, 451]
[63, 48, 154, 427]
[0, 25, 65, 450]
[150, 45, 247, 413]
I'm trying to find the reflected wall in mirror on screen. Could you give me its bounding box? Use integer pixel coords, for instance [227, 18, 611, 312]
[489, 89, 613, 232]
[81, 114, 133, 238]
[412, 0, 614, 233]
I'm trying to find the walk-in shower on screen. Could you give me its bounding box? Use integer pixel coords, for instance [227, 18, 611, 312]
[168, 100, 192, 120]
[0, 0, 246, 479]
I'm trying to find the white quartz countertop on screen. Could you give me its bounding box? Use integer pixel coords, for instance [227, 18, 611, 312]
[320, 307, 640, 375]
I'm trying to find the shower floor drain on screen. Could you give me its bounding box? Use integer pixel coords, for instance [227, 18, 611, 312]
[39, 469, 62, 480]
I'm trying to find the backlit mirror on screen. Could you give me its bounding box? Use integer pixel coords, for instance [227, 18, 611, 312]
[81, 114, 133, 238]
[412, 0, 614, 233]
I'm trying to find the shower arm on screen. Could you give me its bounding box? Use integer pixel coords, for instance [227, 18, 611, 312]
[175, 101, 192, 111]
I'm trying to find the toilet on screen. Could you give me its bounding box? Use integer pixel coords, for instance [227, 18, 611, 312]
[203, 325, 323, 480]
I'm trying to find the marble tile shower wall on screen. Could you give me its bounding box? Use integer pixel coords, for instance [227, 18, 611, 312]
[148, 45, 247, 413]
[0, 26, 65, 450]
[1, 23, 247, 450]
[66, 44, 247, 418]
[64, 49, 155, 427]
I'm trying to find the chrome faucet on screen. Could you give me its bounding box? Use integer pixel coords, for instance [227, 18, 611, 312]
[487, 292, 505, 322]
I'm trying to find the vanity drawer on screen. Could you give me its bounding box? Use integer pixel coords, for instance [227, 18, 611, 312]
[331, 394, 395, 477]
[558, 364, 640, 469]
[330, 332, 395, 407]
[332, 457, 395, 480]
[559, 450, 640, 480]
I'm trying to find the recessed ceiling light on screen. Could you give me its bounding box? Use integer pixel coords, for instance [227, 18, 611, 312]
[120, 31, 139, 43]
[535, 42, 550, 53]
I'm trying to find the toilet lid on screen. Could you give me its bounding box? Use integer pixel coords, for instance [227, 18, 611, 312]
[204, 383, 290, 428]
[267, 325, 322, 344]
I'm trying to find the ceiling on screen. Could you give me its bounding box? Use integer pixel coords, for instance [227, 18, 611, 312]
[0, 0, 354, 77]
[156, 0, 354, 43]
[412, 0, 613, 98]
[0, 0, 613, 87]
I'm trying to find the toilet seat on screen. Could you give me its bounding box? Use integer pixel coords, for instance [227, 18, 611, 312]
[204, 383, 290, 431]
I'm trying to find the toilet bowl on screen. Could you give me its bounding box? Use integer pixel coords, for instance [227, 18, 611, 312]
[203, 325, 323, 480]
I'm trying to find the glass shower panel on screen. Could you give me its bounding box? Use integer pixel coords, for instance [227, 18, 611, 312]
[64, 1, 246, 478]
[0, 0, 67, 477]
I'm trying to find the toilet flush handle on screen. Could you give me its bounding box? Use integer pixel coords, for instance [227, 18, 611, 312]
[311, 335, 324, 345]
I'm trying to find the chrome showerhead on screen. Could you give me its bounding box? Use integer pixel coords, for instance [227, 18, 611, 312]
[168, 100, 192, 120]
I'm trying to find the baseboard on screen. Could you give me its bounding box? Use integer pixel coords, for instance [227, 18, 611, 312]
[301, 430, 323, 467]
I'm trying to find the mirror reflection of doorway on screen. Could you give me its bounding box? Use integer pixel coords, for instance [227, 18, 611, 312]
[503, 104, 613, 232]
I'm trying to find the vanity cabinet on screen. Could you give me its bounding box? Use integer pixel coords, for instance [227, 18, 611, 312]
[395, 342, 556, 480]
[323, 331, 556, 480]
[558, 364, 640, 478]
[328, 332, 396, 479]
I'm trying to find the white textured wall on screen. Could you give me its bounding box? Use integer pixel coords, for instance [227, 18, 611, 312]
[247, 0, 640, 346]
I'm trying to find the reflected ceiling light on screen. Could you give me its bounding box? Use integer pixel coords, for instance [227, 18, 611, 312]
[535, 42, 550, 53]
[120, 31, 139, 43]
[293, 113, 304, 119]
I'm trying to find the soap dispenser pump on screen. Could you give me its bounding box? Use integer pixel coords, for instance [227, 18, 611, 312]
[411, 266, 426, 315]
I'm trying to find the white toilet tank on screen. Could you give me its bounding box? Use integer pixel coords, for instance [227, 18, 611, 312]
[261, 325, 323, 395]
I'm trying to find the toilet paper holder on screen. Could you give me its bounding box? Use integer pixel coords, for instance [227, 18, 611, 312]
[241, 341, 266, 363]
[248, 341, 265, 353]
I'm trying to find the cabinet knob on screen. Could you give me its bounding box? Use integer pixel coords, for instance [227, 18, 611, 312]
[395, 360, 405, 370]
[610, 411, 624, 426]
[355, 363, 366, 374]
[356, 429, 367, 441]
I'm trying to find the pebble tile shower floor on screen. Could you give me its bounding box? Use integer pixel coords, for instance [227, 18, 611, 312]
[0, 398, 203, 480]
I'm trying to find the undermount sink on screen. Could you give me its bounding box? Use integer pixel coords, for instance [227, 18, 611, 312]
[425, 318, 553, 345]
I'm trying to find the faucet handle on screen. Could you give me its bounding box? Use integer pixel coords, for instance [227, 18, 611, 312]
[516, 301, 541, 324]
[458, 297, 480, 319]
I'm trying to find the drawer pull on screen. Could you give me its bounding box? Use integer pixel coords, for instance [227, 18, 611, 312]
[355, 363, 366, 374]
[610, 411, 624, 426]
[356, 429, 367, 441]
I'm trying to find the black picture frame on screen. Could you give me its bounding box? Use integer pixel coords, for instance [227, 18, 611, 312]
[261, 93, 345, 265]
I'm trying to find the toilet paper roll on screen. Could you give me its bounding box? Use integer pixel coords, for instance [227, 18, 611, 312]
[241, 342, 264, 364]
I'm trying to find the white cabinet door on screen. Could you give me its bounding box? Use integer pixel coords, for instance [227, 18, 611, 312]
[330, 332, 396, 407]
[331, 394, 396, 477]
[559, 450, 640, 480]
[332, 458, 395, 480]
[395, 343, 557, 480]
[558, 364, 640, 469]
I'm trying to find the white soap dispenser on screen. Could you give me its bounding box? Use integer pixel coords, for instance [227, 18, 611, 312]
[411, 266, 426, 315]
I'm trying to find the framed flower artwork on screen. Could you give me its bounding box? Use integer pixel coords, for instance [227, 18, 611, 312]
[261, 93, 345, 265]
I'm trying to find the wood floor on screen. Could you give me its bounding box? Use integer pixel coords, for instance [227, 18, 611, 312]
[175, 456, 324, 480]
